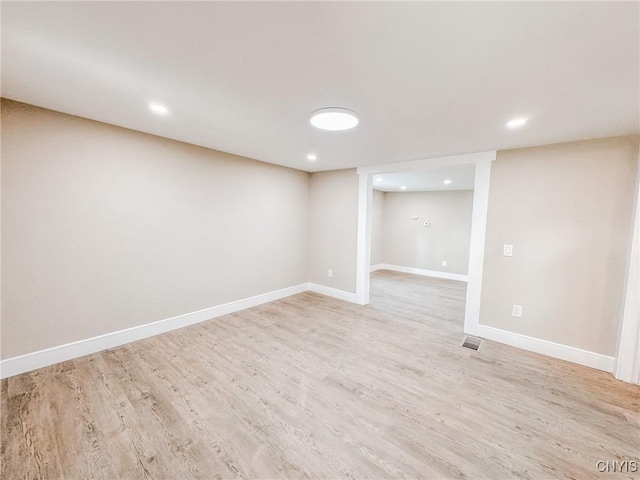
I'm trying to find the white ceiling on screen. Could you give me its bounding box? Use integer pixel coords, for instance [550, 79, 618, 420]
[2, 2, 638, 172]
[374, 164, 475, 193]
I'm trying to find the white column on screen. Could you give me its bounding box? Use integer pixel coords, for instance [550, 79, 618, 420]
[355, 172, 373, 305]
[463, 158, 492, 335]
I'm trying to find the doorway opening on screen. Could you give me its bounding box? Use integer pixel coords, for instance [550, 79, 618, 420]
[355, 151, 496, 336]
[368, 164, 475, 330]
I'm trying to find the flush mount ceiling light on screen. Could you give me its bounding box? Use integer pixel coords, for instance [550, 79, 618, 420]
[506, 117, 528, 129]
[306, 153, 317, 161]
[443, 179, 452, 185]
[310, 107, 359, 131]
[400, 185, 407, 190]
[375, 177, 383, 182]
[149, 102, 169, 115]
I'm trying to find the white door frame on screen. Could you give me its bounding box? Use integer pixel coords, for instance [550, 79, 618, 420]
[355, 151, 496, 335]
[614, 147, 640, 385]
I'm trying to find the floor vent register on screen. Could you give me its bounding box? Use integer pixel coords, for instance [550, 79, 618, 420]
[462, 336, 482, 351]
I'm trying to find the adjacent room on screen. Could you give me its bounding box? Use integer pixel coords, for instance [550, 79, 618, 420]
[369, 166, 474, 332]
[1, 2, 639, 479]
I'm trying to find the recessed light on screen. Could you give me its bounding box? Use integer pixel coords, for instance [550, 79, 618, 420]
[310, 107, 359, 131]
[149, 102, 169, 115]
[307, 153, 317, 161]
[375, 177, 383, 182]
[506, 117, 527, 129]
[400, 185, 407, 190]
[443, 179, 452, 185]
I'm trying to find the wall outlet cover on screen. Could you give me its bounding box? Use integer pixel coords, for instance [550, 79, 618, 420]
[512, 304, 522, 318]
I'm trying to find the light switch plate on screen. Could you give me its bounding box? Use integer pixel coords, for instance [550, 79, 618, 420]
[503, 244, 513, 256]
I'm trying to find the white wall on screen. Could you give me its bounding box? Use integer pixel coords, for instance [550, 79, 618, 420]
[480, 136, 639, 356]
[380, 190, 473, 275]
[307, 169, 359, 293]
[1, 100, 309, 359]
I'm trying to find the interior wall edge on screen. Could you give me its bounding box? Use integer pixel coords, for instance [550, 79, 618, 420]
[308, 283, 360, 304]
[0, 98, 310, 174]
[614, 145, 640, 384]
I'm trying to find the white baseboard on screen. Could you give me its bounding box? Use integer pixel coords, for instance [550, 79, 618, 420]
[473, 324, 615, 373]
[370, 264, 384, 272]
[307, 283, 360, 304]
[4, 281, 610, 379]
[379, 264, 468, 282]
[0, 283, 308, 379]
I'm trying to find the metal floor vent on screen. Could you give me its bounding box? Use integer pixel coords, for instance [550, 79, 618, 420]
[462, 336, 481, 351]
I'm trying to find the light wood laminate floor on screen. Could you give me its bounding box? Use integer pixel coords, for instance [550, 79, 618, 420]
[2, 271, 639, 479]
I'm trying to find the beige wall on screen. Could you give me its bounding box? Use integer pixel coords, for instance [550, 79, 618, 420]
[1, 100, 309, 359]
[381, 190, 473, 275]
[3, 98, 637, 363]
[480, 136, 639, 356]
[307, 169, 359, 293]
[370, 189, 385, 266]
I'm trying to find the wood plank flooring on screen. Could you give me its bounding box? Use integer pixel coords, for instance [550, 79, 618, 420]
[2, 270, 639, 479]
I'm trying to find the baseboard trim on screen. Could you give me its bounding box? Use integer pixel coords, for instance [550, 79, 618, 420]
[380, 264, 468, 282]
[370, 264, 384, 272]
[0, 283, 309, 379]
[474, 324, 615, 373]
[307, 283, 360, 304]
[5, 282, 607, 379]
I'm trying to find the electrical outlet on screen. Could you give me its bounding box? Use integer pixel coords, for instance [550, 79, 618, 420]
[441, 260, 447, 267]
[503, 244, 513, 256]
[512, 305, 522, 318]
[327, 269, 333, 278]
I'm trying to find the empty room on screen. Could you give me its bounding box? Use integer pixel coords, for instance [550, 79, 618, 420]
[1, 2, 639, 479]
